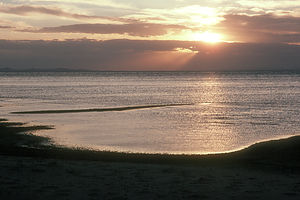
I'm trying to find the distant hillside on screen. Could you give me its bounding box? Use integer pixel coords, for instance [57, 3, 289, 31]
[0, 67, 93, 72]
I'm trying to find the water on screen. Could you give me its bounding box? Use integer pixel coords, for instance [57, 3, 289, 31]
[1, 71, 300, 154]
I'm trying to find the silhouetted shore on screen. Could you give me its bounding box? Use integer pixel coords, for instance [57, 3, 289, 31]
[0, 119, 299, 199]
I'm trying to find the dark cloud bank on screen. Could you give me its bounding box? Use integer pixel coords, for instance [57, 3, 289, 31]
[218, 14, 300, 44]
[0, 39, 299, 71]
[33, 23, 186, 37]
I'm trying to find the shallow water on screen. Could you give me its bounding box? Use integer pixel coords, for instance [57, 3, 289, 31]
[1, 71, 300, 154]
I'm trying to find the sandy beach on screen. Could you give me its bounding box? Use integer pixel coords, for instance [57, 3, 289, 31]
[1, 154, 300, 200]
[0, 119, 300, 199]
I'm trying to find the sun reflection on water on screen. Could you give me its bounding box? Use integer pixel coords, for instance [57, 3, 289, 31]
[184, 74, 239, 153]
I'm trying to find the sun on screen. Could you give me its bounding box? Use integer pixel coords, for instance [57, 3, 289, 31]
[192, 32, 222, 43]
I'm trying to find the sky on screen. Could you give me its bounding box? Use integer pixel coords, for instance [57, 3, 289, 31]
[1, 0, 300, 71]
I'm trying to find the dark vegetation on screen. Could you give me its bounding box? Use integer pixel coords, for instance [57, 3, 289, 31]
[0, 119, 53, 148]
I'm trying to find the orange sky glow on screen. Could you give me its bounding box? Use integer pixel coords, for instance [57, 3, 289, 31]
[0, 0, 300, 71]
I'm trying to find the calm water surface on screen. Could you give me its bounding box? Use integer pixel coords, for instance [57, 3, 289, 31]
[1, 72, 300, 154]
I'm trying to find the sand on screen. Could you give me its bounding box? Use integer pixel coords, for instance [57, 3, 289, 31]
[1, 155, 299, 200]
[0, 119, 300, 199]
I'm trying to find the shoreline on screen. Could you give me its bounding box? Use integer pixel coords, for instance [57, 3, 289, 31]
[1, 118, 300, 170]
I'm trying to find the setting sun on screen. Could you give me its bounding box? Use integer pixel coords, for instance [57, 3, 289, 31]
[192, 32, 222, 43]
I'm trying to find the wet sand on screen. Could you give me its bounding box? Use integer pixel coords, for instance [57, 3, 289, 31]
[0, 119, 300, 199]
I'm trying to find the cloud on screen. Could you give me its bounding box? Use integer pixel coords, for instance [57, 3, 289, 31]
[0, 39, 299, 71]
[24, 23, 189, 37]
[186, 42, 300, 71]
[0, 25, 14, 29]
[237, 0, 300, 9]
[8, 5, 300, 43]
[3, 2, 300, 43]
[0, 4, 133, 23]
[218, 14, 300, 43]
[0, 4, 83, 17]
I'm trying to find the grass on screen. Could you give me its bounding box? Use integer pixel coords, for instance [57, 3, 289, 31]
[0, 119, 300, 172]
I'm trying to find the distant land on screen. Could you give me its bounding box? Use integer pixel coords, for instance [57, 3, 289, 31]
[1, 67, 300, 73]
[0, 67, 94, 72]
